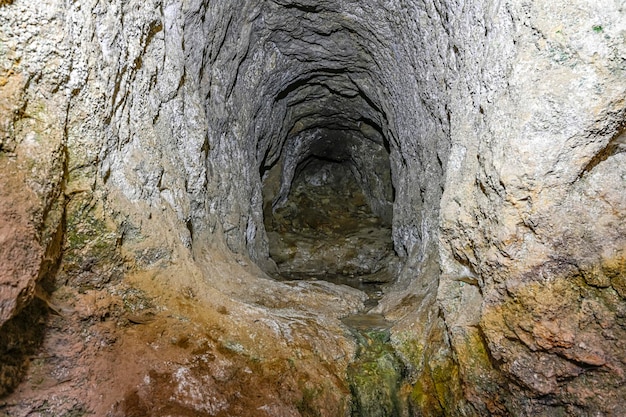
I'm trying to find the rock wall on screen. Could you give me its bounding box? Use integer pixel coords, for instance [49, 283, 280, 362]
[437, 1, 626, 414]
[383, 1, 625, 415]
[0, 0, 625, 415]
[1, 0, 453, 278]
[0, 0, 67, 327]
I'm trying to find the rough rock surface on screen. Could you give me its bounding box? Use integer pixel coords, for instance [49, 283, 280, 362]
[265, 159, 396, 280]
[0, 0, 66, 328]
[0, 0, 625, 415]
[435, 1, 626, 414]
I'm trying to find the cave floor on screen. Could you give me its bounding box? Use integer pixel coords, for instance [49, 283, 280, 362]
[265, 161, 397, 305]
[1, 164, 403, 416]
[0, 265, 368, 417]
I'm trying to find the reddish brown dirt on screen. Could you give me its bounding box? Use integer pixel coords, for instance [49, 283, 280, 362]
[0, 162, 43, 327]
[0, 270, 354, 416]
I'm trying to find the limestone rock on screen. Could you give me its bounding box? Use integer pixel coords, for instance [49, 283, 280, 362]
[0, 0, 624, 415]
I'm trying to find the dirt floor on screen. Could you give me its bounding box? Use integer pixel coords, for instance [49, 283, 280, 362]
[0, 256, 368, 417]
[265, 159, 398, 287]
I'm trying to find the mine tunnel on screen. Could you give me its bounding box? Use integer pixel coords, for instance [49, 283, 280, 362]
[1, 0, 625, 416]
[259, 76, 398, 292]
[240, 2, 436, 295]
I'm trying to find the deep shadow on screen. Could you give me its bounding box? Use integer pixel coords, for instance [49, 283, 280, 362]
[0, 217, 63, 398]
[264, 158, 397, 294]
[0, 297, 48, 397]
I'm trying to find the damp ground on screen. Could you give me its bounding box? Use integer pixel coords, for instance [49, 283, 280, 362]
[265, 159, 398, 305]
[264, 159, 405, 417]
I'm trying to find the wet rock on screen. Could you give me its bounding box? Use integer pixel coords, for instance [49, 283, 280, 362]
[266, 160, 397, 281]
[348, 329, 404, 417]
[0, 0, 625, 415]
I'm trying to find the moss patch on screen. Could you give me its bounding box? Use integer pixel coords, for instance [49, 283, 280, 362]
[348, 329, 404, 417]
[61, 196, 123, 289]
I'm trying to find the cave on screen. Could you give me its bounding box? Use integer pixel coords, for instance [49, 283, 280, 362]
[259, 75, 398, 292]
[1, 0, 625, 416]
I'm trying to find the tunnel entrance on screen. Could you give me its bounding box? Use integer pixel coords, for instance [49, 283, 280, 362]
[254, 53, 401, 302]
[263, 145, 398, 300]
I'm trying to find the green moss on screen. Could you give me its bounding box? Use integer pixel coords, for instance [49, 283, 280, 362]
[392, 332, 424, 369]
[454, 330, 497, 388]
[409, 376, 444, 417]
[392, 322, 472, 417]
[296, 385, 324, 417]
[430, 354, 460, 412]
[65, 204, 111, 251]
[348, 329, 404, 417]
[62, 197, 123, 288]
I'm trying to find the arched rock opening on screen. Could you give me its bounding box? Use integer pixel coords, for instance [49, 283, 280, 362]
[257, 67, 398, 287]
[189, 1, 451, 289]
[2, 0, 625, 415]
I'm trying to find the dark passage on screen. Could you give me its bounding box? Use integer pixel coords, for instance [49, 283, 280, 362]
[263, 150, 398, 302]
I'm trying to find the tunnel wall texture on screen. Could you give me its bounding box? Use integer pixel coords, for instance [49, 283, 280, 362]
[1, 0, 625, 415]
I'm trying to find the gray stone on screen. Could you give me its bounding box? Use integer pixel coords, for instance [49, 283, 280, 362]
[1, 0, 624, 414]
